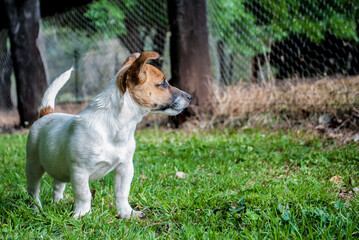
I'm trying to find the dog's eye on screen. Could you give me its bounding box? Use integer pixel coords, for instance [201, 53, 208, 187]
[161, 81, 168, 88]
[158, 80, 168, 88]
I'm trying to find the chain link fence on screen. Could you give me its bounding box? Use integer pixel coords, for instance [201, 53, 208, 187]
[1, 0, 358, 127]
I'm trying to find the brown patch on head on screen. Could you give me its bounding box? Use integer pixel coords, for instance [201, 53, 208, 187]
[126, 51, 160, 85]
[128, 65, 175, 108]
[39, 106, 54, 118]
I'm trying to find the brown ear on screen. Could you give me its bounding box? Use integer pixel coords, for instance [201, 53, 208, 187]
[127, 51, 160, 85]
[117, 53, 141, 94]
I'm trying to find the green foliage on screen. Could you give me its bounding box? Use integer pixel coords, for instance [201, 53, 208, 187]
[84, 0, 358, 58]
[85, 0, 168, 37]
[208, 0, 359, 56]
[84, 0, 127, 38]
[120, 0, 168, 28]
[208, 0, 268, 56]
[1, 129, 359, 238]
[250, 0, 359, 42]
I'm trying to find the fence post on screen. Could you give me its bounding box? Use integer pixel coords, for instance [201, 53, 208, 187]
[74, 49, 79, 101]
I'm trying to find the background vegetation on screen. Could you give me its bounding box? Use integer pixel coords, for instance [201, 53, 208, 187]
[1, 0, 358, 127]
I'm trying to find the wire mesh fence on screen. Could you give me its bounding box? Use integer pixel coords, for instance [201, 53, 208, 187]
[208, 0, 359, 84]
[0, 0, 358, 127]
[39, 0, 171, 103]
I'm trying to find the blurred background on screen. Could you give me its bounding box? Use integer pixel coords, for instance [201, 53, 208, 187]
[0, 0, 358, 138]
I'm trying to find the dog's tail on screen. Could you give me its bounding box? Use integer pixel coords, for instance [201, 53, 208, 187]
[39, 68, 74, 118]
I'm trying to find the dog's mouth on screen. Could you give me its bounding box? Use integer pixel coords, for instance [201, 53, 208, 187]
[152, 96, 190, 116]
[153, 102, 187, 115]
[150, 89, 191, 116]
[158, 102, 182, 111]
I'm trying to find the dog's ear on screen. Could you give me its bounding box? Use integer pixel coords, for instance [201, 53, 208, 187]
[117, 52, 142, 94]
[127, 51, 160, 85]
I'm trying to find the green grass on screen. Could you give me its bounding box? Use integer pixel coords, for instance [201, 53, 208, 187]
[1, 128, 359, 239]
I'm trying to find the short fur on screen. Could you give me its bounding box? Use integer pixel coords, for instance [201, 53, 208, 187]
[26, 51, 191, 219]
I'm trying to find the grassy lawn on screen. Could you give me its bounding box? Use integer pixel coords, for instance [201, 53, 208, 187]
[0, 128, 358, 239]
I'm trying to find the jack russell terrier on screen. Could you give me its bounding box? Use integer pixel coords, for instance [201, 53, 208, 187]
[26, 51, 191, 219]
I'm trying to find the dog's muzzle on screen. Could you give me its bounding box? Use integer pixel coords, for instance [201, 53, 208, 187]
[171, 91, 191, 111]
[155, 90, 191, 116]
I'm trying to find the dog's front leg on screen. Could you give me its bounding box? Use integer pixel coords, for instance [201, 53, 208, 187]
[71, 170, 91, 219]
[114, 162, 145, 219]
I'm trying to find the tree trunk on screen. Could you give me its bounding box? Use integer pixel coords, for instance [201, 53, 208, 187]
[0, 30, 13, 110]
[4, 0, 47, 127]
[168, 0, 213, 126]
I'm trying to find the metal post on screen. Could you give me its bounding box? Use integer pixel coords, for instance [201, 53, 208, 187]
[74, 49, 79, 101]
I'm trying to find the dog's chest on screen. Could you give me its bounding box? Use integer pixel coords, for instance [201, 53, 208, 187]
[88, 132, 135, 181]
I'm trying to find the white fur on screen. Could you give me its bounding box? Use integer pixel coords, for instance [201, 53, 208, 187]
[41, 68, 74, 110]
[26, 65, 155, 219]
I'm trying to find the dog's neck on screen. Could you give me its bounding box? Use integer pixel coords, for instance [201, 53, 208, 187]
[78, 67, 149, 138]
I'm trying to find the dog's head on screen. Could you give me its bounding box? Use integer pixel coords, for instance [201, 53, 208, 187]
[117, 51, 191, 115]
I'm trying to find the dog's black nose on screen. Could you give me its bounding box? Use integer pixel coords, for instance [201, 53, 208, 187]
[186, 93, 192, 101]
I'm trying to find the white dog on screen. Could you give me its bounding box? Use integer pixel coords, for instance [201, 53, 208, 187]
[26, 51, 191, 219]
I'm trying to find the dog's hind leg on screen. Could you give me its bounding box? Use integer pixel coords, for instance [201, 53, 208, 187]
[26, 158, 44, 210]
[53, 179, 66, 205]
[71, 171, 91, 218]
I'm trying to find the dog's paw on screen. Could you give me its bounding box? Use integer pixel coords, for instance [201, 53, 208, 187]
[30, 201, 42, 213]
[117, 210, 145, 219]
[73, 208, 91, 219]
[73, 211, 88, 219]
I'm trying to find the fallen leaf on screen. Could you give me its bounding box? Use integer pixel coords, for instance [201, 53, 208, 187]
[140, 174, 148, 180]
[330, 175, 343, 185]
[176, 171, 185, 179]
